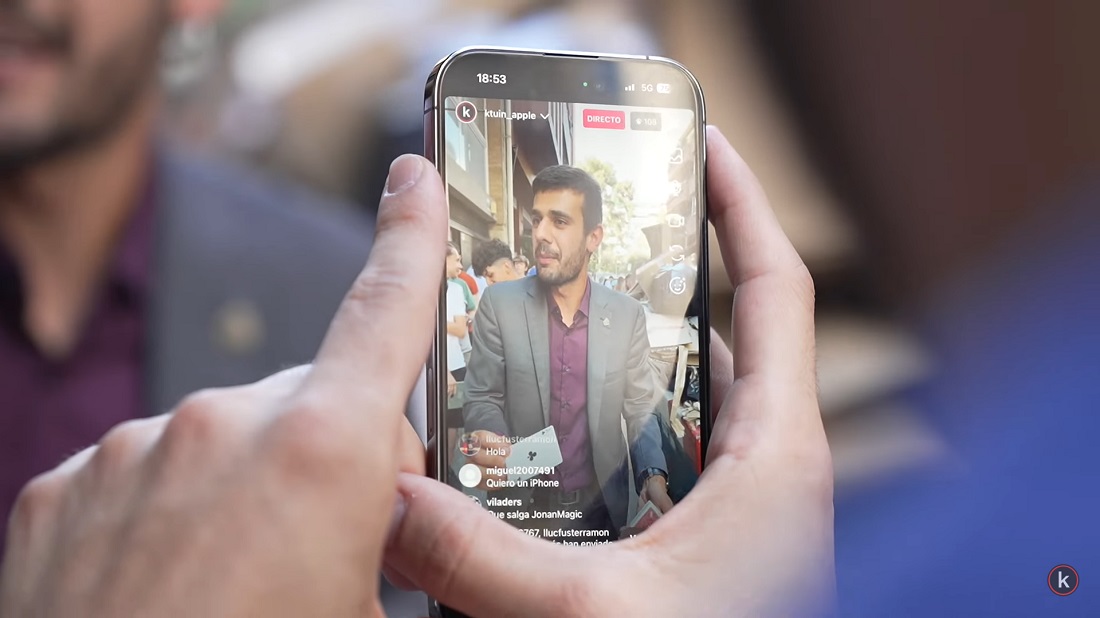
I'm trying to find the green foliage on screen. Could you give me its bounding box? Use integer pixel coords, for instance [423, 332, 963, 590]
[580, 159, 651, 275]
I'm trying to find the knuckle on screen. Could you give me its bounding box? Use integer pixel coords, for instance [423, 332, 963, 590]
[413, 512, 482, 600]
[165, 388, 230, 447]
[265, 393, 357, 480]
[10, 472, 65, 531]
[93, 419, 155, 476]
[344, 263, 417, 319]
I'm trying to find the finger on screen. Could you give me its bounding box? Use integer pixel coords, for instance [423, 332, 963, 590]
[385, 474, 598, 617]
[397, 421, 426, 476]
[382, 565, 419, 591]
[707, 328, 734, 426]
[302, 155, 447, 430]
[655, 493, 675, 514]
[706, 126, 817, 392]
[469, 452, 506, 468]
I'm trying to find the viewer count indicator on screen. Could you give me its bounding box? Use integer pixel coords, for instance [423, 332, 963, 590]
[630, 111, 661, 132]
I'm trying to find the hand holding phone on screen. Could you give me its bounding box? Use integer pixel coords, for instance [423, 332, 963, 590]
[390, 127, 834, 618]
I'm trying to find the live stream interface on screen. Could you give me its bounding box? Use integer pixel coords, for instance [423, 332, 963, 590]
[443, 96, 703, 543]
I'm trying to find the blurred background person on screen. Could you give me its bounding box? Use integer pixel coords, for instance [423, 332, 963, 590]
[472, 238, 522, 286]
[444, 241, 470, 466]
[0, 0, 427, 613]
[0, 0, 375, 535]
[447, 241, 474, 362]
[445, 242, 469, 384]
[513, 252, 530, 276]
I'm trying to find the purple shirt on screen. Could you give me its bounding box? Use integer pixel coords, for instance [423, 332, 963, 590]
[0, 188, 153, 545]
[547, 280, 594, 493]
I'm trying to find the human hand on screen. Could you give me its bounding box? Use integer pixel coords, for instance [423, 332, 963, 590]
[384, 128, 835, 617]
[0, 155, 446, 618]
[639, 474, 674, 515]
[447, 371, 457, 398]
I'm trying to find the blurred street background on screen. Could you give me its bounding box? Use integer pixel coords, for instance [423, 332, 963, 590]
[2, 0, 1096, 613]
[150, 1, 1100, 612]
[166, 0, 935, 492]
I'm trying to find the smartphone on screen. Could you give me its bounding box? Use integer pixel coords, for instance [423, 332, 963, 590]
[424, 46, 709, 614]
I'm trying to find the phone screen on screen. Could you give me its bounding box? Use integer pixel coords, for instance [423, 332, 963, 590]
[429, 49, 708, 546]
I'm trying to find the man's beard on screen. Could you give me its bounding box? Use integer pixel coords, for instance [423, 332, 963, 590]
[535, 242, 589, 287]
[0, 4, 168, 173]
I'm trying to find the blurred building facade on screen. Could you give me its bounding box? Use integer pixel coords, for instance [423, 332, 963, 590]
[445, 97, 574, 261]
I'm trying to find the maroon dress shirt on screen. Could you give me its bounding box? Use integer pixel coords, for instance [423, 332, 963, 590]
[0, 190, 153, 550]
[547, 280, 595, 493]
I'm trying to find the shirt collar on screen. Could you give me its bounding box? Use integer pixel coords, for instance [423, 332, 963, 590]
[547, 277, 592, 318]
[111, 167, 157, 304]
[0, 153, 157, 316]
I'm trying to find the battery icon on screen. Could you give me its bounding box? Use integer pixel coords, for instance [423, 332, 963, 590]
[656, 83, 671, 94]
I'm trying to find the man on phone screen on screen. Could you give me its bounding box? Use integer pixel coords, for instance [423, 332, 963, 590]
[462, 165, 670, 539]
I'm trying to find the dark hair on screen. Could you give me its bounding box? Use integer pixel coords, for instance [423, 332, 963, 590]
[472, 239, 514, 277]
[531, 165, 603, 232]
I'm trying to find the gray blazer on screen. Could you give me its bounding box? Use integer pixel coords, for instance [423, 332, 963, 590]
[463, 276, 667, 530]
[144, 144, 425, 617]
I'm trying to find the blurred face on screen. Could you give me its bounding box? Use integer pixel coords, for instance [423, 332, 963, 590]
[532, 189, 601, 288]
[484, 257, 519, 285]
[0, 0, 170, 169]
[446, 249, 463, 279]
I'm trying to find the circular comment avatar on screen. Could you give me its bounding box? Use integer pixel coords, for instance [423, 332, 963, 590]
[459, 433, 481, 457]
[458, 463, 483, 489]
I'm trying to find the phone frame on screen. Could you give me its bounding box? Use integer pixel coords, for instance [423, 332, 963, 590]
[423, 49, 711, 613]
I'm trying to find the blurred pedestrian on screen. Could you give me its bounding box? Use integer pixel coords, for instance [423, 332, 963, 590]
[513, 252, 529, 275]
[0, 1, 421, 612]
[472, 238, 522, 286]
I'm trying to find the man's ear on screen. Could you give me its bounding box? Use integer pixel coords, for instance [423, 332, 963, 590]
[586, 225, 604, 254]
[171, 0, 225, 22]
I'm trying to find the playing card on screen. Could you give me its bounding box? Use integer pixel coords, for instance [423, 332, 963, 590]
[504, 426, 563, 482]
[628, 500, 663, 531]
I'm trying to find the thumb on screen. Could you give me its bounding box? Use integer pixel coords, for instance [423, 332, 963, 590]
[300, 154, 446, 433]
[384, 474, 599, 618]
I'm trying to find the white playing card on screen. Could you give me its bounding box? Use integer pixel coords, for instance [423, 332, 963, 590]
[504, 426, 564, 482]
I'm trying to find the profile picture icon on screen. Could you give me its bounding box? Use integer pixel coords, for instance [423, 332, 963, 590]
[459, 432, 481, 457]
[458, 464, 483, 489]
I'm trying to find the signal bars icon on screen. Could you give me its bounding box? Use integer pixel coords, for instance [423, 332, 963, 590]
[624, 84, 636, 92]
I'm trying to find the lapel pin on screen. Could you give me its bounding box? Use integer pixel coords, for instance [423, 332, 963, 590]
[601, 317, 610, 327]
[213, 298, 265, 356]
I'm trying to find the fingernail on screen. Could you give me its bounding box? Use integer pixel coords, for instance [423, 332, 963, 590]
[385, 154, 424, 195]
[385, 493, 408, 548]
